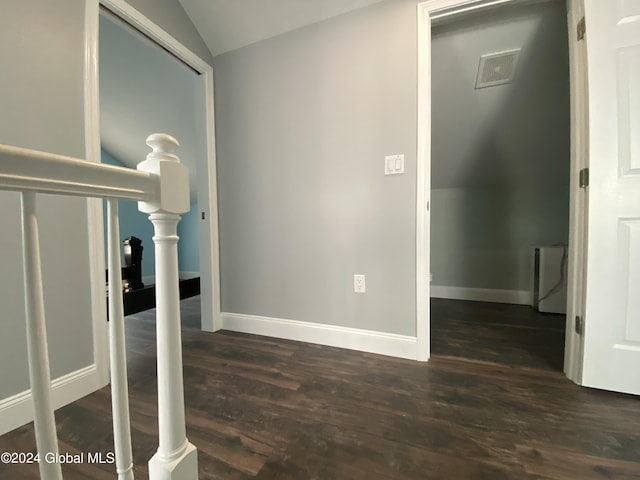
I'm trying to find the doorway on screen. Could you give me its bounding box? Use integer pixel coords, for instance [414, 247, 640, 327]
[87, 0, 221, 339]
[428, 1, 570, 371]
[99, 9, 203, 285]
[416, 0, 585, 382]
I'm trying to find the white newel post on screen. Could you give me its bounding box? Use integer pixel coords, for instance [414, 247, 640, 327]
[20, 192, 63, 480]
[137, 134, 197, 480]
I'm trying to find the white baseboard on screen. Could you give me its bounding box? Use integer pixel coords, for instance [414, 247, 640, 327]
[0, 364, 102, 436]
[221, 313, 418, 360]
[179, 271, 200, 280]
[431, 285, 531, 305]
[141, 272, 200, 285]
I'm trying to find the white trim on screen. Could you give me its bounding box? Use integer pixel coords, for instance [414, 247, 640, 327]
[416, 4, 431, 362]
[563, 0, 586, 385]
[141, 272, 200, 285]
[100, 0, 206, 71]
[134, 273, 200, 290]
[0, 365, 101, 436]
[200, 64, 222, 333]
[431, 285, 531, 305]
[96, 0, 222, 333]
[429, 0, 518, 21]
[179, 271, 200, 279]
[85, 0, 109, 388]
[221, 313, 419, 361]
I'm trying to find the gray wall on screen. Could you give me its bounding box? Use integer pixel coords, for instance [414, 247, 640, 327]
[431, 1, 570, 292]
[431, 185, 569, 290]
[214, 0, 417, 336]
[0, 1, 95, 399]
[124, 0, 214, 64]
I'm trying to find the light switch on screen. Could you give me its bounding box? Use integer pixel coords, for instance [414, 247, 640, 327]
[385, 154, 405, 175]
[385, 157, 395, 174]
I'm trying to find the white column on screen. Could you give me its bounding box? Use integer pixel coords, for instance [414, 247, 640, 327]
[107, 199, 135, 480]
[138, 134, 197, 480]
[20, 192, 62, 480]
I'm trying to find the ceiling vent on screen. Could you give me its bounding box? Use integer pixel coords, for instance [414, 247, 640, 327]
[475, 49, 521, 89]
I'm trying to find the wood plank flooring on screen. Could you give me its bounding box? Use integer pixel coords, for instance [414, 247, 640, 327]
[1, 296, 638, 479]
[431, 298, 566, 371]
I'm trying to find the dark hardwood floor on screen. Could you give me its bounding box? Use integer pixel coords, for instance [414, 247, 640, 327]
[1, 296, 639, 479]
[431, 298, 566, 371]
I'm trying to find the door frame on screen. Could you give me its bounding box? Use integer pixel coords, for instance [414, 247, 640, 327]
[416, 0, 586, 384]
[85, 0, 222, 377]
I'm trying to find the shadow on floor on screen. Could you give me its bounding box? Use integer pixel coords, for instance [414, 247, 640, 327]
[430, 298, 566, 371]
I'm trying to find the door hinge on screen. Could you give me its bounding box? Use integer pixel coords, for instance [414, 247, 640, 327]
[577, 16, 586, 41]
[575, 315, 584, 335]
[579, 168, 589, 189]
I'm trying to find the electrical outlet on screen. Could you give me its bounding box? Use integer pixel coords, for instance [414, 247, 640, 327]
[354, 274, 366, 293]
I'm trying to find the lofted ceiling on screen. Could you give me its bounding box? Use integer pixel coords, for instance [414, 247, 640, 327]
[100, 0, 386, 199]
[101, 0, 570, 196]
[177, 0, 386, 57]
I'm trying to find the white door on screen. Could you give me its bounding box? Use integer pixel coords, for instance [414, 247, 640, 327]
[581, 0, 640, 395]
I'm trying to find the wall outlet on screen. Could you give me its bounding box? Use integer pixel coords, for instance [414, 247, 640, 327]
[354, 274, 366, 293]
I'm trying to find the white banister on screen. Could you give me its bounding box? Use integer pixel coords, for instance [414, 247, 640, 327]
[0, 132, 199, 479]
[0, 143, 158, 201]
[107, 199, 135, 480]
[138, 134, 198, 480]
[20, 192, 62, 480]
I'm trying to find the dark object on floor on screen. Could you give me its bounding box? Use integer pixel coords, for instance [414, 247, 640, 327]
[120, 276, 201, 316]
[123, 236, 144, 290]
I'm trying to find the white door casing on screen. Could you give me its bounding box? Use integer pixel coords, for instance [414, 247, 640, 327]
[563, 0, 588, 385]
[581, 0, 640, 395]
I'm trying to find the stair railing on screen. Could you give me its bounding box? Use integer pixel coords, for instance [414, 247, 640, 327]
[0, 133, 198, 480]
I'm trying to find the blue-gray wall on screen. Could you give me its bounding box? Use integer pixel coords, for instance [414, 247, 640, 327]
[177, 204, 200, 274]
[102, 148, 199, 277]
[101, 149, 156, 278]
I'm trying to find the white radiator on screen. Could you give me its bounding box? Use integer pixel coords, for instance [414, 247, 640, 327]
[532, 245, 568, 314]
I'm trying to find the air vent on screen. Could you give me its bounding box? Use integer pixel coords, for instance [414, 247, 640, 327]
[475, 49, 521, 89]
